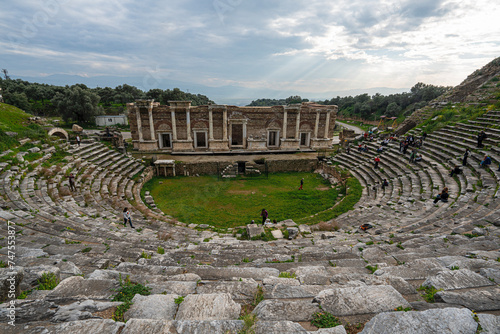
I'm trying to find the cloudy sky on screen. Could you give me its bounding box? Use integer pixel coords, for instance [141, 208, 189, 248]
[1, 0, 499, 101]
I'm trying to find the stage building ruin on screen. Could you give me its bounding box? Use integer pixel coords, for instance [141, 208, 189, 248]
[127, 100, 337, 153]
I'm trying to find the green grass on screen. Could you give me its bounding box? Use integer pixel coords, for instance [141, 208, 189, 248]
[0, 103, 48, 151]
[311, 311, 342, 328]
[111, 274, 151, 322]
[278, 272, 296, 279]
[143, 172, 342, 228]
[296, 176, 362, 224]
[417, 285, 442, 303]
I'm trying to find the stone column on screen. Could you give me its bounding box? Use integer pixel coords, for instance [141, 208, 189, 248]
[171, 110, 177, 140]
[208, 107, 214, 140]
[148, 104, 155, 141]
[223, 108, 228, 140]
[295, 111, 301, 139]
[282, 110, 288, 139]
[135, 106, 143, 141]
[314, 110, 320, 139]
[324, 111, 331, 138]
[186, 109, 192, 141]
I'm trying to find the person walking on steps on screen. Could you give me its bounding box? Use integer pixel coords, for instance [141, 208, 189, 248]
[463, 149, 470, 166]
[76, 135, 81, 147]
[68, 173, 76, 191]
[299, 178, 304, 190]
[123, 208, 135, 228]
[433, 187, 449, 204]
[381, 179, 389, 190]
[374, 156, 380, 169]
[260, 208, 268, 226]
[477, 130, 487, 148]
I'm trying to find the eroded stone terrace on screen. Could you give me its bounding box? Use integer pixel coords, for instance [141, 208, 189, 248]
[0, 112, 499, 334]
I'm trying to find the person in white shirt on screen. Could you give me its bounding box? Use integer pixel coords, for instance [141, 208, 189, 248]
[123, 208, 135, 228]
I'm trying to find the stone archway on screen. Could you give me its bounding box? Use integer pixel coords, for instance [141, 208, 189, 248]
[48, 127, 69, 141]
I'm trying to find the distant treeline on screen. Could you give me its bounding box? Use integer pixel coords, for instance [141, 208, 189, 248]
[247, 95, 309, 106]
[0, 77, 213, 124]
[247, 83, 451, 120]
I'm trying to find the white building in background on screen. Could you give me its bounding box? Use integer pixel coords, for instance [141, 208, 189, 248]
[95, 115, 128, 127]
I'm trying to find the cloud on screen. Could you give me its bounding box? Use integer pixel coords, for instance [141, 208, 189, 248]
[0, 0, 499, 96]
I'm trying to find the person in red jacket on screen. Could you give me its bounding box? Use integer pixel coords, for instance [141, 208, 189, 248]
[374, 156, 380, 169]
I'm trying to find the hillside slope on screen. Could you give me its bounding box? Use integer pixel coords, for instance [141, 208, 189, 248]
[0, 102, 47, 150]
[396, 57, 500, 135]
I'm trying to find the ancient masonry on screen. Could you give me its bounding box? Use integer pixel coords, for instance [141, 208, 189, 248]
[127, 100, 338, 152]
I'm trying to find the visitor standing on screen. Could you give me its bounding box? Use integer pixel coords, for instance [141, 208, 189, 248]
[409, 149, 416, 163]
[374, 156, 380, 169]
[123, 208, 135, 228]
[433, 187, 449, 204]
[68, 173, 76, 191]
[381, 179, 389, 190]
[477, 130, 487, 148]
[299, 178, 304, 190]
[462, 149, 470, 166]
[76, 135, 81, 147]
[260, 209, 268, 225]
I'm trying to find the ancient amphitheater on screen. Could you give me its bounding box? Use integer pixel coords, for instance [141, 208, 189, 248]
[1, 64, 499, 333]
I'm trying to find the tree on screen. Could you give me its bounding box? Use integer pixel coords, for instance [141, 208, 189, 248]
[52, 86, 103, 124]
[5, 92, 31, 112]
[386, 102, 401, 117]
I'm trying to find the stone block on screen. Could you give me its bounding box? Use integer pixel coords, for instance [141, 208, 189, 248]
[299, 224, 311, 233]
[72, 124, 84, 132]
[480, 268, 500, 283]
[423, 269, 495, 291]
[435, 287, 500, 311]
[255, 321, 307, 333]
[477, 314, 500, 334]
[360, 308, 477, 334]
[147, 282, 197, 296]
[315, 285, 411, 316]
[247, 224, 264, 239]
[196, 280, 259, 301]
[47, 276, 120, 302]
[124, 294, 179, 321]
[174, 320, 244, 333]
[263, 277, 300, 286]
[271, 229, 284, 239]
[121, 319, 176, 334]
[252, 299, 321, 321]
[175, 293, 241, 320]
[0, 299, 56, 323]
[45, 319, 124, 333]
[53, 300, 123, 323]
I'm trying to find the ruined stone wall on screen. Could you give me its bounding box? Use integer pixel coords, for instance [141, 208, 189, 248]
[129, 101, 337, 151]
[173, 158, 317, 176]
[267, 158, 317, 173]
